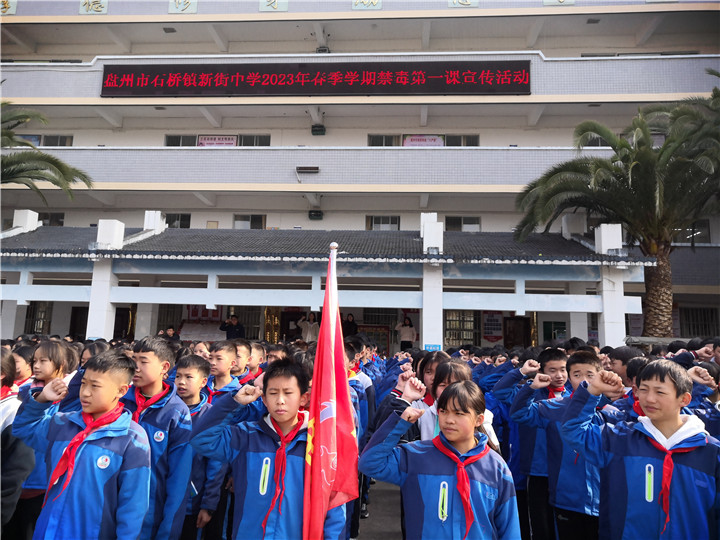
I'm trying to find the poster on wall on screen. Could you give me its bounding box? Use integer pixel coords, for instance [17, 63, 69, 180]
[482, 311, 504, 343]
[186, 305, 224, 322]
[197, 135, 238, 147]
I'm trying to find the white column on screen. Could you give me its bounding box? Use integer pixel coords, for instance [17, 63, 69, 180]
[86, 259, 118, 340]
[133, 276, 158, 339]
[421, 264, 444, 349]
[568, 282, 589, 341]
[598, 267, 626, 347]
[1, 301, 19, 339]
[311, 274, 321, 311]
[515, 279, 526, 316]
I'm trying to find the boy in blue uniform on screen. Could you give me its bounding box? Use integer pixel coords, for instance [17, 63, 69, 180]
[561, 360, 720, 539]
[174, 354, 227, 540]
[12, 350, 151, 540]
[129, 337, 193, 540]
[191, 359, 346, 540]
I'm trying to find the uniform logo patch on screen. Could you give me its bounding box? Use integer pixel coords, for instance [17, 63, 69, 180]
[154, 431, 166, 442]
[97, 455, 111, 469]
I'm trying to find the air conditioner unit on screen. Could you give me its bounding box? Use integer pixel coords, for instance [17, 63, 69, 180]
[311, 124, 326, 136]
[309, 210, 324, 220]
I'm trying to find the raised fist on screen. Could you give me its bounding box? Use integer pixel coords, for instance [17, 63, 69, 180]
[400, 407, 425, 424]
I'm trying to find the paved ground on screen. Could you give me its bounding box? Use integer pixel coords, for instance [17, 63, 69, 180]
[355, 481, 403, 540]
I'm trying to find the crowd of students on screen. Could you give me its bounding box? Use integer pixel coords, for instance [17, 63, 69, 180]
[1, 330, 719, 540]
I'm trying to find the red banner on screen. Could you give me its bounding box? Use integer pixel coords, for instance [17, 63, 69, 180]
[303, 243, 358, 539]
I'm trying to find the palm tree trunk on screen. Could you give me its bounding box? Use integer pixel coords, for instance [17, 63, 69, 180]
[642, 249, 674, 337]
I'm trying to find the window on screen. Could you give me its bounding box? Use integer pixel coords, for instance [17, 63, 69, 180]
[24, 301, 53, 335]
[446, 216, 481, 232]
[366, 215, 400, 231]
[363, 308, 397, 327]
[165, 135, 198, 146]
[239, 135, 271, 146]
[234, 214, 266, 230]
[445, 135, 479, 147]
[680, 307, 719, 338]
[41, 135, 73, 146]
[38, 212, 64, 227]
[368, 134, 400, 146]
[444, 310, 481, 347]
[165, 213, 191, 229]
[673, 219, 711, 244]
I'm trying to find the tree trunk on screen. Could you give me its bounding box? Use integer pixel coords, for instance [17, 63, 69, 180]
[642, 249, 674, 337]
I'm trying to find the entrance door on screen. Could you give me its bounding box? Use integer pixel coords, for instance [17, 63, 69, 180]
[69, 306, 89, 341]
[504, 317, 531, 349]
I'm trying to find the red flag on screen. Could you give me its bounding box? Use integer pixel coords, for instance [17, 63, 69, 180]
[303, 243, 359, 540]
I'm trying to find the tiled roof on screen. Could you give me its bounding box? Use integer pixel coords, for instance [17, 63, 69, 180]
[1, 227, 142, 254]
[1, 226, 652, 266]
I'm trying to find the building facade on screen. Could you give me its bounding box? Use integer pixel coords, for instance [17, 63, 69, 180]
[1, 0, 719, 347]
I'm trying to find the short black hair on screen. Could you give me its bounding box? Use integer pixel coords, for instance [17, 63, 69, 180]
[626, 357, 651, 383]
[563, 337, 586, 352]
[176, 354, 211, 378]
[667, 340, 687, 354]
[263, 358, 310, 395]
[133, 337, 176, 367]
[698, 362, 720, 386]
[636, 359, 692, 397]
[566, 351, 601, 371]
[609, 346, 645, 365]
[538, 348, 567, 372]
[1, 348, 16, 388]
[84, 349, 136, 385]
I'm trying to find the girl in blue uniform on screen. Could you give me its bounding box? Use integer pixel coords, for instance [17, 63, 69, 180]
[359, 380, 520, 540]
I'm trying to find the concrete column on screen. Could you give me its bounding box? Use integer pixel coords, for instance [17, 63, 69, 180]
[421, 264, 444, 349]
[311, 274, 321, 311]
[598, 267, 626, 347]
[86, 259, 118, 340]
[134, 276, 159, 339]
[1, 301, 19, 339]
[515, 279, 526, 316]
[568, 282, 589, 341]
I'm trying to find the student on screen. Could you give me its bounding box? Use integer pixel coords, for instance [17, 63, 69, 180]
[359, 380, 520, 540]
[607, 346, 645, 390]
[561, 360, 720, 539]
[1, 348, 34, 528]
[493, 348, 569, 540]
[128, 337, 193, 540]
[230, 339, 255, 385]
[248, 342, 265, 378]
[509, 351, 622, 540]
[191, 359, 346, 539]
[12, 346, 34, 387]
[204, 340, 240, 399]
[7, 340, 67, 539]
[395, 317, 416, 351]
[12, 350, 152, 539]
[174, 354, 227, 540]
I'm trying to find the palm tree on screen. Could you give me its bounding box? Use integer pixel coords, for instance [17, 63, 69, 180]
[514, 94, 720, 337]
[1, 101, 92, 204]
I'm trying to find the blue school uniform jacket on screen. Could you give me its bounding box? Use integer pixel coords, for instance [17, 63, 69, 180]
[510, 384, 608, 515]
[186, 394, 227, 517]
[191, 393, 346, 540]
[121, 384, 193, 540]
[493, 368, 570, 477]
[12, 396, 151, 540]
[561, 383, 720, 540]
[17, 384, 58, 491]
[202, 375, 240, 401]
[359, 411, 521, 540]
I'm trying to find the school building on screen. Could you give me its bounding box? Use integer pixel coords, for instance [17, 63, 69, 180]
[1, 0, 719, 349]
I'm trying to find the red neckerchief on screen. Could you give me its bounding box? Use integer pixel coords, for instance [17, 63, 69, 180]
[646, 437, 699, 534]
[423, 392, 434, 406]
[237, 371, 255, 385]
[0, 386, 12, 399]
[548, 386, 565, 399]
[44, 402, 125, 506]
[132, 383, 170, 423]
[632, 398, 645, 418]
[432, 436, 490, 540]
[14, 376, 31, 387]
[261, 413, 305, 537]
[251, 367, 263, 378]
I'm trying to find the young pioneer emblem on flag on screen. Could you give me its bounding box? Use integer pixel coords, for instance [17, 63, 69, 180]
[303, 243, 359, 540]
